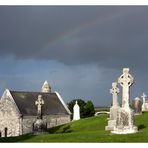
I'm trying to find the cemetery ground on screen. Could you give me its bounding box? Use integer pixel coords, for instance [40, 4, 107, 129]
[1, 112, 148, 142]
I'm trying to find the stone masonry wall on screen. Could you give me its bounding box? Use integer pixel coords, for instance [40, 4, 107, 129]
[44, 115, 71, 128]
[22, 115, 70, 134]
[0, 97, 21, 137]
[22, 116, 37, 134]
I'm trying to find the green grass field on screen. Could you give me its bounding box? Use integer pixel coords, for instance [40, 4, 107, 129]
[1, 112, 148, 142]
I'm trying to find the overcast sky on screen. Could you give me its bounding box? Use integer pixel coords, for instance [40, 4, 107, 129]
[0, 6, 148, 106]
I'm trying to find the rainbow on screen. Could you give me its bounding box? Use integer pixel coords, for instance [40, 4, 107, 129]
[42, 8, 131, 51]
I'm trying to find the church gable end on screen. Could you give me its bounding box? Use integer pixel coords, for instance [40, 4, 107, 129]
[0, 89, 22, 137]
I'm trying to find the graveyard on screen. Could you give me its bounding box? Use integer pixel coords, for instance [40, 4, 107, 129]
[1, 6, 148, 143]
[1, 68, 148, 142]
[0, 112, 148, 142]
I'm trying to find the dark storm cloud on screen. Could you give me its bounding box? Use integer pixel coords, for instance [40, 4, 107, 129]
[1, 6, 148, 69]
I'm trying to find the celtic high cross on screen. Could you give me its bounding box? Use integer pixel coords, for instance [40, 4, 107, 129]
[118, 68, 134, 108]
[110, 82, 119, 107]
[35, 95, 44, 118]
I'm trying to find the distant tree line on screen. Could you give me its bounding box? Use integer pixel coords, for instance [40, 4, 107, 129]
[67, 99, 95, 119]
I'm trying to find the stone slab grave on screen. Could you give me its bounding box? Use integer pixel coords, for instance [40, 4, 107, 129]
[111, 68, 138, 134]
[105, 82, 120, 130]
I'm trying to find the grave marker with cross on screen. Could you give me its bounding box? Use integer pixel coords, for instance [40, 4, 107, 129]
[141, 92, 147, 103]
[35, 95, 44, 119]
[110, 82, 119, 107]
[118, 68, 134, 108]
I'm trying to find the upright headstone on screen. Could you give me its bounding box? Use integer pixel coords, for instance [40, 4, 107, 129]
[73, 101, 80, 121]
[133, 97, 142, 115]
[105, 82, 120, 130]
[141, 93, 148, 112]
[112, 68, 138, 134]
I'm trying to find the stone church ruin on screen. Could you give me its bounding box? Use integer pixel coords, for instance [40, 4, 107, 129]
[0, 81, 71, 137]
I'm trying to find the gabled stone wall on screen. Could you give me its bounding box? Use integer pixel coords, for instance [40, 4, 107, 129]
[0, 97, 21, 137]
[0, 90, 71, 137]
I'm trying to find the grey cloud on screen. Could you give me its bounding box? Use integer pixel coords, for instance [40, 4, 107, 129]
[0, 6, 148, 70]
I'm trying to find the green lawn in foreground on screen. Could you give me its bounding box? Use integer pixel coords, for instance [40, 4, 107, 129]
[1, 112, 148, 142]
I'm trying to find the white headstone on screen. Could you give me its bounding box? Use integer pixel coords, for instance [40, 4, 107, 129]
[141, 93, 148, 112]
[141, 92, 146, 103]
[73, 101, 80, 121]
[41, 81, 51, 93]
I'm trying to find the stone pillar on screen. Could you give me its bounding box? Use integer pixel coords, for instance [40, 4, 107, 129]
[105, 82, 120, 131]
[73, 101, 80, 121]
[111, 68, 138, 134]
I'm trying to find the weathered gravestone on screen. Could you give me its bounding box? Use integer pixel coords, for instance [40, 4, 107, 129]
[141, 93, 148, 112]
[73, 101, 80, 121]
[105, 82, 120, 130]
[133, 97, 142, 115]
[111, 68, 138, 134]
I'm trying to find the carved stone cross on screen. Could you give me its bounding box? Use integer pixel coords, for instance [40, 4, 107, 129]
[35, 95, 44, 118]
[118, 68, 134, 108]
[141, 92, 147, 103]
[110, 82, 119, 107]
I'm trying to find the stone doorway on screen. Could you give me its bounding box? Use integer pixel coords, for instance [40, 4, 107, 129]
[4, 128, 7, 137]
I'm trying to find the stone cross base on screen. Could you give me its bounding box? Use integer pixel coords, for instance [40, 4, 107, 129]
[111, 126, 138, 134]
[33, 119, 47, 134]
[135, 112, 142, 116]
[110, 106, 120, 120]
[111, 107, 138, 134]
[105, 106, 120, 131]
[105, 120, 116, 131]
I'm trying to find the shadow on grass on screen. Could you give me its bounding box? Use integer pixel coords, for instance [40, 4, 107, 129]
[62, 125, 72, 133]
[48, 124, 72, 134]
[0, 124, 73, 142]
[0, 134, 36, 143]
[138, 124, 146, 130]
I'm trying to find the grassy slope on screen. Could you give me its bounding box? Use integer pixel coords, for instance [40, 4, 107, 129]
[1, 112, 148, 142]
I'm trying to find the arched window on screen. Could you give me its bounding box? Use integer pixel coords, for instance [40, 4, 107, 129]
[4, 128, 7, 137]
